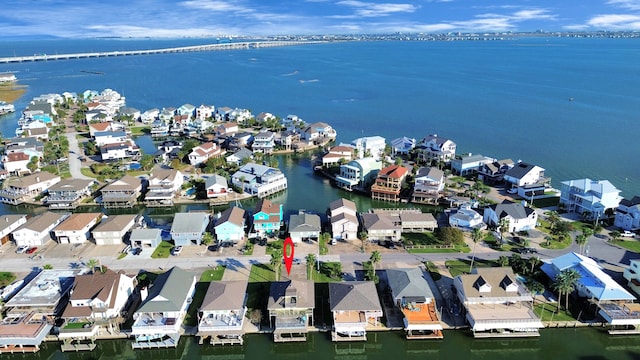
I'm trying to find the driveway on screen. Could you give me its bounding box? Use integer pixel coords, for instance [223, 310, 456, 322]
[65, 131, 92, 180]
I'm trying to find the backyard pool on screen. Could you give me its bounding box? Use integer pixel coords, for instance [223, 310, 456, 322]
[129, 162, 142, 170]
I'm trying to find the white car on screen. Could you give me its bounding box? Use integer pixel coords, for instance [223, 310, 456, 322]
[172, 246, 183, 255]
[621, 231, 636, 238]
[15, 245, 29, 254]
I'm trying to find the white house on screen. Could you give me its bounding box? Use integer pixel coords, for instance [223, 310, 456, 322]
[412, 167, 444, 204]
[615, 196, 640, 231]
[483, 202, 538, 233]
[92, 214, 138, 246]
[196, 104, 215, 120]
[451, 153, 495, 176]
[141, 108, 160, 123]
[321, 145, 355, 168]
[144, 167, 184, 206]
[0, 214, 27, 246]
[560, 178, 623, 220]
[417, 134, 456, 163]
[328, 198, 359, 241]
[189, 142, 224, 166]
[2, 152, 32, 175]
[390, 136, 416, 156]
[100, 141, 140, 161]
[198, 280, 248, 345]
[13, 211, 70, 247]
[503, 161, 546, 188]
[53, 213, 103, 244]
[205, 174, 230, 198]
[448, 204, 485, 230]
[231, 163, 288, 198]
[93, 131, 128, 147]
[351, 136, 386, 161]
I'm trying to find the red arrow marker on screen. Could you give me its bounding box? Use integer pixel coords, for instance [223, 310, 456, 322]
[283, 237, 294, 276]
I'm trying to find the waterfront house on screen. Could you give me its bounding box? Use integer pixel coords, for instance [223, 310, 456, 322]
[196, 104, 215, 120]
[451, 153, 495, 176]
[448, 203, 485, 230]
[390, 136, 416, 156]
[100, 175, 142, 209]
[387, 268, 443, 339]
[351, 136, 386, 161]
[231, 163, 288, 198]
[288, 211, 322, 243]
[230, 132, 254, 150]
[302, 122, 337, 144]
[197, 280, 248, 346]
[27, 99, 57, 117]
[328, 281, 383, 342]
[144, 167, 184, 207]
[255, 111, 276, 124]
[159, 107, 176, 122]
[4, 137, 44, 157]
[150, 119, 170, 138]
[45, 178, 95, 209]
[216, 122, 239, 136]
[252, 198, 283, 236]
[252, 130, 276, 154]
[141, 108, 160, 124]
[177, 103, 195, 118]
[503, 161, 547, 189]
[0, 214, 27, 246]
[398, 211, 438, 232]
[483, 201, 538, 233]
[205, 174, 230, 198]
[417, 134, 456, 164]
[0, 171, 61, 205]
[328, 198, 359, 241]
[94, 131, 128, 147]
[478, 159, 514, 184]
[0, 72, 17, 82]
[214, 206, 246, 245]
[268, 280, 315, 343]
[412, 167, 444, 204]
[335, 157, 382, 191]
[624, 259, 640, 296]
[360, 212, 401, 244]
[130, 228, 162, 249]
[228, 108, 253, 124]
[88, 122, 112, 137]
[188, 142, 224, 166]
[454, 267, 543, 337]
[2, 152, 31, 176]
[615, 196, 640, 231]
[225, 148, 253, 166]
[92, 214, 138, 246]
[170, 212, 210, 246]
[53, 213, 103, 244]
[321, 145, 355, 168]
[370, 164, 408, 202]
[85, 109, 111, 123]
[59, 270, 136, 351]
[0, 269, 79, 353]
[559, 178, 622, 221]
[276, 129, 300, 151]
[542, 252, 638, 334]
[100, 140, 141, 161]
[131, 267, 196, 349]
[13, 211, 69, 247]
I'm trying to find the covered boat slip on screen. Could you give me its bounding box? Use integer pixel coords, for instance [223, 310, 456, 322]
[599, 302, 640, 334]
[466, 302, 543, 338]
[198, 330, 244, 345]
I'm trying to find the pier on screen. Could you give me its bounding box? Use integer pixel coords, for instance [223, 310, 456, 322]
[0, 40, 328, 64]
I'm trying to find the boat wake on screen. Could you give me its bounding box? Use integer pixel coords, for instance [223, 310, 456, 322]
[299, 79, 319, 84]
[282, 70, 299, 76]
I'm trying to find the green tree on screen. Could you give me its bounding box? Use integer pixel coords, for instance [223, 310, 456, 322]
[86, 259, 100, 274]
[305, 253, 317, 280]
[551, 269, 581, 312]
[575, 234, 587, 255]
[526, 279, 545, 296]
[498, 217, 510, 242]
[469, 228, 483, 271]
[358, 231, 368, 252]
[498, 255, 510, 267]
[370, 250, 381, 271]
[270, 249, 283, 281]
[27, 156, 39, 173]
[139, 154, 154, 171]
[438, 227, 464, 245]
[610, 230, 621, 242]
[43, 264, 54, 270]
[201, 232, 214, 246]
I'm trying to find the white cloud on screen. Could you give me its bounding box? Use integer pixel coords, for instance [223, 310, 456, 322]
[336, 1, 417, 17]
[606, 0, 640, 10]
[587, 14, 640, 29]
[179, 0, 252, 12]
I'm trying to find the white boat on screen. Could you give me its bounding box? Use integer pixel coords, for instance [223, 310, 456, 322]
[1, 279, 24, 301]
[0, 101, 15, 115]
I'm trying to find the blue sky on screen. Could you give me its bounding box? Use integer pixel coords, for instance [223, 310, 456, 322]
[1, 0, 640, 39]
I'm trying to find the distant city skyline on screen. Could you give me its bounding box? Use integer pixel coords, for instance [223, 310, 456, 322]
[1, 0, 640, 39]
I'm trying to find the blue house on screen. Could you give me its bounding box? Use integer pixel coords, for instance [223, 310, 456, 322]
[214, 206, 246, 245]
[252, 199, 283, 236]
[170, 212, 210, 246]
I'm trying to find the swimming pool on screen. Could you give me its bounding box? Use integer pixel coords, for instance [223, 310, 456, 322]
[129, 162, 141, 170]
[185, 188, 196, 196]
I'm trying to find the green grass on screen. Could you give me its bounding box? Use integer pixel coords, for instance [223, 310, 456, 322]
[151, 241, 174, 259]
[117, 253, 127, 260]
[248, 263, 277, 283]
[200, 266, 226, 282]
[319, 235, 329, 255]
[0, 272, 16, 287]
[265, 239, 283, 256]
[530, 196, 560, 209]
[80, 168, 98, 178]
[402, 232, 439, 245]
[610, 239, 640, 253]
[407, 246, 469, 254]
[184, 282, 208, 327]
[533, 302, 576, 321]
[445, 258, 500, 277]
[424, 261, 442, 281]
[130, 126, 151, 136]
[540, 234, 572, 250]
[63, 321, 92, 329]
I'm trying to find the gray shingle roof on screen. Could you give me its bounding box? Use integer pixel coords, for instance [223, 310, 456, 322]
[386, 268, 435, 302]
[137, 266, 195, 313]
[491, 202, 534, 220]
[267, 280, 315, 310]
[200, 281, 248, 311]
[289, 213, 321, 232]
[329, 281, 382, 312]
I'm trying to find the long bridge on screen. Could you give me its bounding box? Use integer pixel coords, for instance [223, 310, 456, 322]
[0, 40, 327, 64]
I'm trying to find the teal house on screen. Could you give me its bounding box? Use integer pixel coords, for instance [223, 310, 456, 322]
[252, 199, 283, 236]
[214, 206, 246, 245]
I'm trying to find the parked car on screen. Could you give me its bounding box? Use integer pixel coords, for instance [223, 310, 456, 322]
[25, 247, 38, 254]
[514, 247, 537, 254]
[15, 245, 29, 254]
[131, 247, 142, 256]
[622, 231, 636, 238]
[171, 245, 183, 256]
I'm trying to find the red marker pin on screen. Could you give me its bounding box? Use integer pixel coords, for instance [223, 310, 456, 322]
[283, 237, 294, 276]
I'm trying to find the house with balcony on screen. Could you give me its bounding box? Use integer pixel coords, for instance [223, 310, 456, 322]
[13, 211, 70, 247]
[45, 179, 95, 209]
[189, 142, 224, 166]
[252, 130, 276, 154]
[371, 164, 408, 202]
[59, 270, 136, 351]
[329, 281, 383, 342]
[197, 280, 248, 345]
[0, 171, 61, 205]
[2, 152, 31, 176]
[328, 198, 359, 241]
[360, 212, 401, 244]
[225, 148, 253, 166]
[543, 252, 638, 334]
[448, 203, 485, 231]
[559, 178, 623, 221]
[483, 201, 538, 233]
[205, 174, 230, 198]
[141, 108, 160, 124]
[214, 206, 246, 246]
[321, 145, 355, 168]
[100, 141, 141, 161]
[451, 153, 495, 176]
[216, 122, 239, 137]
[170, 212, 210, 246]
[131, 266, 196, 349]
[302, 122, 337, 144]
[412, 167, 444, 204]
[503, 161, 547, 190]
[398, 210, 438, 232]
[351, 136, 386, 160]
[252, 198, 283, 236]
[100, 175, 142, 209]
[615, 196, 640, 231]
[0, 269, 79, 353]
[417, 134, 456, 164]
[454, 267, 543, 338]
[94, 131, 128, 147]
[144, 167, 184, 207]
[268, 280, 315, 343]
[130, 229, 162, 249]
[92, 214, 138, 246]
[231, 163, 288, 198]
[387, 268, 443, 339]
[0, 214, 27, 246]
[478, 159, 514, 184]
[53, 212, 103, 244]
[196, 104, 215, 120]
[288, 211, 322, 244]
[335, 157, 382, 192]
[177, 103, 195, 118]
[390, 136, 416, 156]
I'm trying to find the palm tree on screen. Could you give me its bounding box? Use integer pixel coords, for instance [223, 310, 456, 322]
[575, 234, 587, 255]
[270, 250, 283, 281]
[551, 269, 581, 312]
[498, 217, 510, 243]
[469, 228, 483, 272]
[358, 231, 368, 253]
[498, 255, 509, 267]
[305, 253, 317, 280]
[610, 230, 621, 243]
[370, 250, 381, 271]
[544, 235, 553, 247]
[86, 259, 100, 274]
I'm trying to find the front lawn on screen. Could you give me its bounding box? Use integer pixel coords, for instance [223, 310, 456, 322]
[533, 302, 576, 321]
[248, 263, 277, 283]
[445, 258, 500, 277]
[151, 241, 174, 258]
[200, 265, 226, 282]
[610, 239, 640, 253]
[403, 231, 470, 253]
[184, 282, 208, 326]
[531, 196, 559, 209]
[0, 272, 16, 287]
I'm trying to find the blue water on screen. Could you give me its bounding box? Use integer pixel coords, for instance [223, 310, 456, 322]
[129, 162, 141, 170]
[185, 188, 195, 196]
[1, 37, 639, 196]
